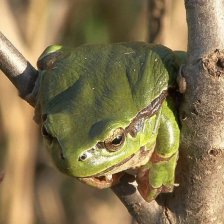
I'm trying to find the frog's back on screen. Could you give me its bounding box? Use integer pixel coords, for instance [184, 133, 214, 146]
[38, 42, 178, 114]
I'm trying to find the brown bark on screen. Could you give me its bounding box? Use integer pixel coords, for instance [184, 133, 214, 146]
[167, 0, 224, 223]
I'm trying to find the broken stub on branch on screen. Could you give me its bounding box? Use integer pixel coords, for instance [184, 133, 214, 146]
[202, 49, 224, 77]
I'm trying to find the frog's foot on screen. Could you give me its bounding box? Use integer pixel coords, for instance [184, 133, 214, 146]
[139, 185, 174, 202]
[136, 151, 178, 202]
[136, 167, 174, 202]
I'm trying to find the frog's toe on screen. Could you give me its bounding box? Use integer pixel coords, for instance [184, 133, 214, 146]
[136, 168, 160, 202]
[136, 166, 175, 202]
[137, 182, 174, 202]
[138, 183, 162, 202]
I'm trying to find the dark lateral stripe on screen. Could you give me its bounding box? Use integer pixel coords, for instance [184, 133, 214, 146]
[125, 90, 168, 137]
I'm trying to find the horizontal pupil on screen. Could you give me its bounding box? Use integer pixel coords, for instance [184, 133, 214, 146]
[111, 135, 122, 145]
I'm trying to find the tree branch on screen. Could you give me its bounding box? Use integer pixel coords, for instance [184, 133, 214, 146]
[166, 1, 224, 223]
[186, 0, 224, 61]
[112, 174, 168, 224]
[0, 32, 38, 106]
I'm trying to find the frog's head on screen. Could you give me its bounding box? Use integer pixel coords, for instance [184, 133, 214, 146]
[36, 42, 171, 188]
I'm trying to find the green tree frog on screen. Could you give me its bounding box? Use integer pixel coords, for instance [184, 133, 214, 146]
[36, 42, 184, 202]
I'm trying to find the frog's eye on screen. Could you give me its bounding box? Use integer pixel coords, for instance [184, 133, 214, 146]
[104, 128, 125, 152]
[42, 125, 54, 144]
[37, 45, 62, 70]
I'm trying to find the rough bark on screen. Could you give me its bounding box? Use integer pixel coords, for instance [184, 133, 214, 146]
[112, 175, 168, 224]
[167, 0, 224, 223]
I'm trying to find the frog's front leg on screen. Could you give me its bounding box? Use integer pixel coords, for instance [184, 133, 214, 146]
[137, 99, 180, 202]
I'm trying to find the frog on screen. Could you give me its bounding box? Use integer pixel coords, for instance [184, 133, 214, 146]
[35, 42, 184, 202]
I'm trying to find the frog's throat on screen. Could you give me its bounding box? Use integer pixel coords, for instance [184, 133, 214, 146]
[125, 90, 168, 137]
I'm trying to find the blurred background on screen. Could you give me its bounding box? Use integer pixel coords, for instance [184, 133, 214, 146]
[0, 0, 187, 223]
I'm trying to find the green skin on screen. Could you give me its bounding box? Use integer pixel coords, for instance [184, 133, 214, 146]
[36, 42, 185, 202]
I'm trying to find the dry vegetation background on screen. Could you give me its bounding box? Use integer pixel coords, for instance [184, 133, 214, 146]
[0, 0, 187, 224]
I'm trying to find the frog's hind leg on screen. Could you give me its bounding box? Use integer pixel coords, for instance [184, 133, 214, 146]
[137, 99, 180, 202]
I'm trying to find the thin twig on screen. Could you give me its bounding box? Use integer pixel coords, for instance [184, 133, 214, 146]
[0, 32, 38, 105]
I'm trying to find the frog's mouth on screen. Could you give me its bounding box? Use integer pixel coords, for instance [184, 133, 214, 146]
[77, 146, 153, 189]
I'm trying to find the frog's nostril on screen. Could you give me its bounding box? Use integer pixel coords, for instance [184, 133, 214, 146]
[78, 151, 93, 162]
[79, 153, 87, 161]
